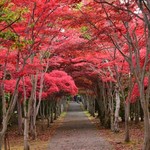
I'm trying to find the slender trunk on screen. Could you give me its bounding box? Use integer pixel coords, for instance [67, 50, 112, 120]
[90, 97, 95, 117]
[33, 60, 49, 130]
[125, 102, 130, 142]
[0, 127, 10, 150]
[140, 95, 150, 150]
[23, 75, 35, 150]
[56, 103, 59, 119]
[54, 101, 57, 120]
[17, 99, 23, 135]
[103, 84, 111, 129]
[135, 100, 140, 124]
[0, 79, 20, 149]
[50, 102, 54, 123]
[26, 74, 41, 139]
[110, 99, 114, 131]
[83, 95, 87, 110]
[0, 49, 8, 149]
[41, 101, 45, 131]
[47, 102, 51, 127]
[58, 101, 61, 116]
[108, 85, 114, 131]
[0, 132, 4, 150]
[113, 90, 120, 132]
[30, 73, 38, 140]
[23, 98, 30, 150]
[24, 95, 33, 150]
[87, 95, 93, 116]
[92, 99, 95, 117]
[140, 102, 144, 121]
[24, 117, 30, 150]
[96, 81, 106, 127]
[24, 96, 33, 150]
[143, 109, 150, 150]
[30, 116, 37, 140]
[47, 117, 50, 127]
[33, 72, 46, 133]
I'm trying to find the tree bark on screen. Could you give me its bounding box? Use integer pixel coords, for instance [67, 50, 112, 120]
[0, 79, 20, 149]
[24, 116, 30, 150]
[135, 100, 140, 124]
[50, 101, 54, 123]
[140, 93, 150, 150]
[125, 102, 130, 142]
[54, 101, 57, 120]
[23, 74, 36, 150]
[113, 90, 120, 132]
[0, 128, 6, 149]
[17, 98, 23, 135]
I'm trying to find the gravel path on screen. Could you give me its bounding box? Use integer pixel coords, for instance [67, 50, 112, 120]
[47, 101, 113, 150]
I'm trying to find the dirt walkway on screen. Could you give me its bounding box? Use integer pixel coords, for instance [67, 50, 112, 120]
[48, 101, 113, 150]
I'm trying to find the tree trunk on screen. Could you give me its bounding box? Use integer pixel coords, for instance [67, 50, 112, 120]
[41, 101, 45, 131]
[82, 95, 87, 110]
[54, 101, 57, 120]
[30, 116, 37, 140]
[17, 99, 23, 135]
[88, 96, 95, 117]
[108, 87, 114, 131]
[24, 117, 30, 150]
[23, 75, 35, 150]
[125, 102, 130, 142]
[102, 84, 111, 129]
[0, 79, 20, 149]
[113, 90, 120, 132]
[96, 81, 105, 126]
[0, 131, 5, 149]
[47, 117, 50, 127]
[30, 73, 38, 140]
[135, 100, 140, 124]
[140, 96, 150, 150]
[24, 97, 33, 150]
[58, 101, 61, 116]
[143, 111, 150, 150]
[30, 98, 38, 140]
[140, 102, 144, 121]
[31, 72, 45, 139]
[50, 102, 54, 123]
[47, 103, 51, 128]
[110, 98, 114, 131]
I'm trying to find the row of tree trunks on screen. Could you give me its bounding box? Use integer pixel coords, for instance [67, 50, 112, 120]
[0, 94, 67, 149]
[17, 97, 23, 135]
[96, 81, 111, 129]
[81, 93, 96, 117]
[38, 98, 66, 129]
[130, 100, 144, 123]
[0, 78, 20, 150]
[81, 78, 145, 146]
[86, 95, 95, 117]
[81, 94, 88, 110]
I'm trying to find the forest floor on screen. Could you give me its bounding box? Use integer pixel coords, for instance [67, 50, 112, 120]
[3, 112, 67, 150]
[87, 113, 144, 150]
[4, 102, 144, 150]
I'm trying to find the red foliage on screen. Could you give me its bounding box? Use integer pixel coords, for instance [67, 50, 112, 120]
[43, 70, 78, 97]
[0, 0, 148, 108]
[4, 80, 16, 93]
[130, 77, 149, 103]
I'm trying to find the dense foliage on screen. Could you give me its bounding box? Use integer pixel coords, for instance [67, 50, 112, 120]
[0, 0, 150, 150]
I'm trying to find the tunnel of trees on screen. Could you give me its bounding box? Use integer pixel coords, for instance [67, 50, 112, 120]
[0, 0, 150, 150]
